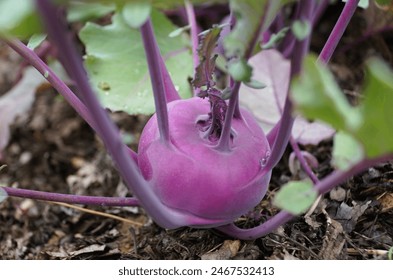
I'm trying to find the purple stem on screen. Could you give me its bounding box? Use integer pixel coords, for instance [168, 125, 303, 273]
[185, 0, 200, 82]
[318, 0, 360, 63]
[4, 38, 138, 163]
[159, 54, 181, 103]
[35, 0, 186, 229]
[217, 1, 271, 151]
[270, 12, 285, 34]
[218, 153, 393, 240]
[229, 11, 241, 119]
[285, 0, 359, 188]
[263, 0, 315, 172]
[1, 187, 140, 207]
[216, 81, 241, 151]
[278, 2, 301, 58]
[290, 0, 360, 181]
[312, 0, 330, 25]
[140, 19, 170, 144]
[289, 137, 319, 184]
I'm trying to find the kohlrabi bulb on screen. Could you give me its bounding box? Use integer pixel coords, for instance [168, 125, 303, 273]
[138, 97, 271, 227]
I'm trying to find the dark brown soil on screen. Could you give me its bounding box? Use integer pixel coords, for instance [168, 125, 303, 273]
[0, 2, 393, 260]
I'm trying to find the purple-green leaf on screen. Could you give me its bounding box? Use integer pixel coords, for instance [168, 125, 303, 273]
[192, 26, 221, 89]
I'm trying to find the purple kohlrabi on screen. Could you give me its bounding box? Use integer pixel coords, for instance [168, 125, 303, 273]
[138, 96, 272, 227]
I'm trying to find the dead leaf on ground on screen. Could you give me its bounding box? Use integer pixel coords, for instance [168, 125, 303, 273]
[46, 244, 107, 259]
[319, 209, 345, 259]
[269, 248, 300, 260]
[334, 201, 370, 232]
[201, 240, 241, 260]
[329, 186, 347, 202]
[378, 193, 393, 212]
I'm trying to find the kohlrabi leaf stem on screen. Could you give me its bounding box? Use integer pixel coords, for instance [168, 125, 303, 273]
[289, 137, 319, 184]
[318, 0, 360, 63]
[140, 19, 170, 144]
[185, 0, 200, 85]
[286, 0, 360, 190]
[217, 1, 271, 152]
[217, 153, 393, 240]
[263, 0, 315, 171]
[287, 0, 360, 183]
[1, 187, 140, 207]
[159, 55, 181, 103]
[312, 0, 330, 25]
[278, 2, 301, 58]
[3, 38, 137, 164]
[229, 11, 242, 119]
[216, 81, 241, 151]
[35, 0, 186, 229]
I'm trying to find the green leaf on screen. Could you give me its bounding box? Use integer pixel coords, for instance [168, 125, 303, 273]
[332, 131, 364, 170]
[291, 55, 362, 132]
[168, 25, 190, 38]
[374, 0, 392, 6]
[244, 79, 266, 89]
[224, 0, 296, 82]
[292, 55, 393, 160]
[342, 0, 369, 9]
[66, 2, 116, 22]
[291, 20, 311, 41]
[262, 27, 289, 49]
[0, 187, 8, 204]
[227, 59, 253, 82]
[79, 9, 193, 115]
[122, 1, 152, 29]
[224, 0, 268, 58]
[389, 246, 393, 260]
[224, 0, 295, 58]
[0, 0, 42, 39]
[355, 58, 393, 158]
[27, 34, 47, 50]
[274, 180, 317, 215]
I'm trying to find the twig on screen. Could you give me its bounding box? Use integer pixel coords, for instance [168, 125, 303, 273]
[346, 248, 389, 256]
[51, 201, 145, 227]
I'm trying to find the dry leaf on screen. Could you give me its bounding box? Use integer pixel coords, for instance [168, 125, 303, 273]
[334, 201, 370, 232]
[201, 240, 241, 260]
[69, 244, 106, 257]
[319, 210, 345, 259]
[378, 193, 393, 212]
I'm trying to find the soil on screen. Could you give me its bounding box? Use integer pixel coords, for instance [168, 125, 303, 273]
[1, 2, 393, 260]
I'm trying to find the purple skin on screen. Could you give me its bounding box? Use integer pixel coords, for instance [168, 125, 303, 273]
[138, 97, 271, 225]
